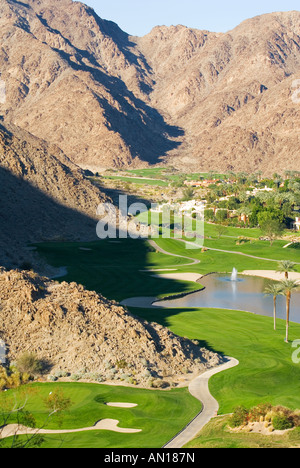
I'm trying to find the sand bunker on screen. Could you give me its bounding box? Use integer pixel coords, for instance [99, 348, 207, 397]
[152, 272, 203, 283]
[242, 270, 300, 283]
[106, 402, 138, 408]
[0, 419, 141, 438]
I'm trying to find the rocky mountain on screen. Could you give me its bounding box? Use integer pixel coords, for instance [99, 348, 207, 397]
[1, 0, 300, 174]
[137, 14, 300, 173]
[0, 0, 181, 171]
[0, 120, 108, 270]
[0, 267, 223, 386]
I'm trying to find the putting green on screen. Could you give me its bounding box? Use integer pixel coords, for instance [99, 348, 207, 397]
[0, 382, 201, 448]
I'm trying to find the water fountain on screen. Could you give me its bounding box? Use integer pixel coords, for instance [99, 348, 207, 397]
[231, 268, 238, 282]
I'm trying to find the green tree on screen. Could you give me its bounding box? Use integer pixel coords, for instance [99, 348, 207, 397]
[0, 387, 73, 448]
[182, 187, 194, 201]
[276, 260, 297, 280]
[264, 283, 283, 331]
[215, 224, 227, 239]
[215, 209, 228, 223]
[280, 280, 300, 343]
[258, 212, 284, 246]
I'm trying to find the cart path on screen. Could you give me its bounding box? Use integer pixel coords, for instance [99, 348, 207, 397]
[148, 240, 200, 266]
[163, 356, 239, 449]
[178, 239, 300, 264]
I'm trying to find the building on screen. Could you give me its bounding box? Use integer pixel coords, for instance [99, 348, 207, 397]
[292, 217, 300, 231]
[184, 180, 220, 188]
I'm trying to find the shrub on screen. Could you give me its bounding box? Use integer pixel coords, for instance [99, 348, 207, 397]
[54, 371, 69, 379]
[48, 375, 58, 382]
[16, 352, 43, 377]
[116, 360, 128, 369]
[288, 243, 300, 250]
[272, 414, 293, 431]
[248, 403, 272, 422]
[230, 406, 249, 428]
[70, 373, 82, 381]
[0, 365, 30, 390]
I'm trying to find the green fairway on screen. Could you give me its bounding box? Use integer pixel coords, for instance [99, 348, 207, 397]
[131, 306, 300, 415]
[35, 222, 300, 304]
[35, 239, 202, 302]
[31, 227, 300, 448]
[34, 235, 300, 414]
[99, 175, 169, 187]
[0, 383, 201, 448]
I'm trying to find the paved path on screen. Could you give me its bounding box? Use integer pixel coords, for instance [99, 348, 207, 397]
[148, 240, 200, 266]
[163, 356, 239, 448]
[178, 239, 300, 264]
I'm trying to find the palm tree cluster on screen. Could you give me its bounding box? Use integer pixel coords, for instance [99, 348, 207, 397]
[264, 261, 300, 343]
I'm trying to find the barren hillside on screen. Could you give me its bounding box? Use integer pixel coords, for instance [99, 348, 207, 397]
[0, 267, 223, 386]
[1, 1, 300, 173]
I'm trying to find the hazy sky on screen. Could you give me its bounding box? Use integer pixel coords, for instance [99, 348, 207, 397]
[85, 0, 300, 36]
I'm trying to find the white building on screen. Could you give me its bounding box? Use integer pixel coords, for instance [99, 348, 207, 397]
[151, 200, 204, 216]
[292, 217, 300, 231]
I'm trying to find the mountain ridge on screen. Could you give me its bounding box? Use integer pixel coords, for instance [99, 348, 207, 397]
[0, 0, 300, 173]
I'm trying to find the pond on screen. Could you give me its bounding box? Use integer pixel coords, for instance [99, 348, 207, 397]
[154, 274, 300, 324]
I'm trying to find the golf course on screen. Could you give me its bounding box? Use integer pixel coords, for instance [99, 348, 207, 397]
[2, 220, 300, 448]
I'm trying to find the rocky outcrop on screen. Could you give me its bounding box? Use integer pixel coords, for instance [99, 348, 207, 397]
[0, 268, 223, 387]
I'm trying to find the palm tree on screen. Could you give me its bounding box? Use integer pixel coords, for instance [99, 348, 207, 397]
[276, 260, 297, 279]
[264, 283, 283, 331]
[280, 280, 300, 343]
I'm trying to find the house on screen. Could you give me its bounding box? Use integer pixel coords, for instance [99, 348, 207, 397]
[184, 181, 203, 187]
[184, 179, 220, 188]
[292, 217, 300, 231]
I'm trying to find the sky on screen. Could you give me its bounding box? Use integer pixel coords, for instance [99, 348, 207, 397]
[85, 0, 300, 36]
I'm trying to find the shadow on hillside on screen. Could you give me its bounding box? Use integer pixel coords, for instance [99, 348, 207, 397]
[90, 181, 154, 209]
[0, 166, 101, 270]
[39, 30, 184, 164]
[127, 306, 226, 358]
[55, 46, 184, 163]
[34, 10, 184, 163]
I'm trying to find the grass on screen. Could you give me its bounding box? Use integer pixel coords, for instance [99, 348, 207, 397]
[35, 235, 300, 413]
[0, 383, 201, 448]
[97, 168, 230, 187]
[35, 239, 201, 302]
[98, 175, 169, 187]
[30, 227, 300, 448]
[184, 416, 300, 448]
[35, 221, 300, 302]
[152, 237, 299, 275]
[132, 306, 300, 415]
[125, 168, 229, 181]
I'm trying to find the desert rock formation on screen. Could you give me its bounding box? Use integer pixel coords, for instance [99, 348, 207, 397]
[0, 1, 300, 174]
[0, 268, 223, 387]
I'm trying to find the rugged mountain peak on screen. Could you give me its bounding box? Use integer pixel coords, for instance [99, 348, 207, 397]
[1, 1, 300, 173]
